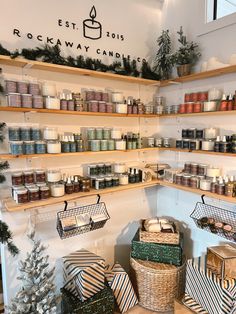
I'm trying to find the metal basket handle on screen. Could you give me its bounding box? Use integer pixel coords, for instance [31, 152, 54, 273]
[201, 194, 205, 204]
[63, 194, 101, 212]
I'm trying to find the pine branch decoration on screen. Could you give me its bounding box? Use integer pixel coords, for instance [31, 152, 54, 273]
[0, 220, 19, 256]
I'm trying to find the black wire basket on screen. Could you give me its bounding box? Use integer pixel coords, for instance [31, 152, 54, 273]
[57, 195, 110, 239]
[190, 195, 236, 242]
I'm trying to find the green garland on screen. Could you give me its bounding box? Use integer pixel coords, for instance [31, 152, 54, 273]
[0, 43, 160, 80]
[0, 221, 19, 257]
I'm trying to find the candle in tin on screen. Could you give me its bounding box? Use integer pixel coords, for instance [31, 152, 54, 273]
[47, 141, 61, 154]
[115, 140, 126, 150]
[47, 170, 61, 182]
[7, 93, 21, 107]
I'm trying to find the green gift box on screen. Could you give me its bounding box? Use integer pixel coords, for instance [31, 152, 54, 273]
[131, 230, 183, 266]
[61, 284, 114, 314]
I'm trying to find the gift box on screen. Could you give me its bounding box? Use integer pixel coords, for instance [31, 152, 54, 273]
[63, 249, 105, 301]
[184, 255, 236, 314]
[61, 283, 114, 314]
[207, 245, 236, 279]
[131, 230, 183, 266]
[105, 263, 138, 313]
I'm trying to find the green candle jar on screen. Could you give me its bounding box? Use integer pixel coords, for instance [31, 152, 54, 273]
[90, 140, 100, 151]
[95, 128, 103, 140]
[108, 139, 115, 150]
[100, 140, 108, 151]
[103, 128, 111, 140]
[87, 128, 95, 140]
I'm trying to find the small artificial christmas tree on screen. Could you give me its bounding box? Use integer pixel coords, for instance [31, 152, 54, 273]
[8, 230, 57, 314]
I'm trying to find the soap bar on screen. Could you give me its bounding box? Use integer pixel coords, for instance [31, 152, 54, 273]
[61, 216, 77, 231]
[76, 213, 91, 227]
[146, 223, 161, 233]
[92, 213, 107, 223]
[161, 223, 174, 233]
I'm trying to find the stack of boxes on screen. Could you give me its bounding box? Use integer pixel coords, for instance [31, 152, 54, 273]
[183, 244, 236, 314]
[61, 249, 138, 314]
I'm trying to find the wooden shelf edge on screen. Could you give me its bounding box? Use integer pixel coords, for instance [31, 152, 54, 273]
[158, 147, 236, 157]
[0, 148, 159, 160]
[160, 64, 236, 87]
[0, 107, 160, 118]
[4, 180, 159, 212]
[157, 180, 236, 204]
[160, 110, 236, 118]
[0, 55, 160, 86]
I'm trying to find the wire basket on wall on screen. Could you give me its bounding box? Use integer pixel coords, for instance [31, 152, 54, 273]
[190, 195, 236, 243]
[56, 195, 110, 239]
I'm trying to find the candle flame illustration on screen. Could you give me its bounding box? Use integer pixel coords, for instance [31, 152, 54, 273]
[90, 6, 96, 20]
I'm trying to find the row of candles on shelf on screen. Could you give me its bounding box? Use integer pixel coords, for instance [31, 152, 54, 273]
[10, 163, 145, 204]
[7, 124, 143, 155]
[164, 162, 236, 197]
[2, 76, 163, 115]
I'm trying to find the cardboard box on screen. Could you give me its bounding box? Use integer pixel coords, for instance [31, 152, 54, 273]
[207, 245, 236, 279]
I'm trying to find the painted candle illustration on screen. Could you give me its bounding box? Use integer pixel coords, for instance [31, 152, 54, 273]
[83, 6, 102, 40]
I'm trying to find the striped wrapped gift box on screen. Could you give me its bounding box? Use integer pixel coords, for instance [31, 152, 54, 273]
[63, 249, 105, 302]
[105, 263, 138, 313]
[185, 256, 236, 314]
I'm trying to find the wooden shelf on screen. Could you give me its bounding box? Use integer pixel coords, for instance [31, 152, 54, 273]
[4, 180, 159, 212]
[160, 110, 236, 118]
[0, 55, 159, 86]
[0, 148, 158, 160]
[160, 64, 236, 87]
[158, 147, 236, 157]
[0, 107, 160, 118]
[157, 180, 236, 204]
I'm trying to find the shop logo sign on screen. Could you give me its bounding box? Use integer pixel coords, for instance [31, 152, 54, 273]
[83, 6, 102, 40]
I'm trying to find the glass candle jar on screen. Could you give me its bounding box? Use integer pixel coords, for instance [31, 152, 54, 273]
[35, 141, 47, 154]
[24, 171, 34, 184]
[105, 176, 113, 188]
[16, 188, 28, 204]
[47, 141, 61, 153]
[119, 174, 129, 185]
[32, 95, 44, 109]
[88, 100, 99, 112]
[95, 177, 105, 190]
[112, 176, 119, 187]
[145, 104, 154, 114]
[97, 164, 105, 175]
[115, 140, 126, 150]
[94, 91, 102, 101]
[40, 186, 50, 199]
[102, 92, 109, 102]
[33, 170, 45, 184]
[60, 98, 68, 111]
[112, 92, 123, 103]
[103, 128, 111, 140]
[106, 103, 113, 113]
[108, 139, 115, 150]
[155, 138, 163, 147]
[10, 141, 24, 155]
[21, 94, 33, 108]
[86, 90, 95, 101]
[114, 163, 126, 173]
[115, 103, 127, 114]
[29, 187, 40, 202]
[198, 164, 208, 176]
[50, 183, 65, 197]
[200, 179, 211, 191]
[24, 141, 35, 155]
[90, 140, 100, 152]
[95, 128, 103, 140]
[5, 80, 17, 93]
[81, 177, 91, 192]
[11, 172, 24, 186]
[105, 163, 112, 174]
[17, 81, 28, 94]
[8, 126, 20, 141]
[47, 170, 61, 182]
[7, 93, 21, 107]
[43, 127, 58, 140]
[31, 128, 41, 141]
[44, 96, 60, 110]
[20, 127, 31, 141]
[87, 128, 96, 140]
[98, 101, 106, 113]
[76, 139, 84, 152]
[29, 82, 40, 95]
[111, 128, 121, 140]
[100, 140, 108, 151]
[88, 164, 97, 176]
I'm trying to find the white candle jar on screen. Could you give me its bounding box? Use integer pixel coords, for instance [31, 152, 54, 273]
[119, 174, 129, 185]
[43, 127, 58, 140]
[206, 167, 221, 178]
[47, 170, 61, 182]
[204, 128, 219, 139]
[42, 82, 56, 97]
[203, 101, 217, 112]
[111, 92, 123, 103]
[44, 96, 60, 110]
[116, 103, 127, 114]
[114, 163, 126, 173]
[201, 140, 215, 151]
[47, 141, 61, 154]
[115, 140, 126, 150]
[111, 128, 122, 139]
[50, 183, 65, 197]
[200, 179, 212, 191]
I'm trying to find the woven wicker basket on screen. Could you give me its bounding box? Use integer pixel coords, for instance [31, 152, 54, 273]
[139, 225, 180, 245]
[130, 257, 186, 312]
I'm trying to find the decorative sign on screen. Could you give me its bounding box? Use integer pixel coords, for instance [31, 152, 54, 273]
[0, 0, 160, 64]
